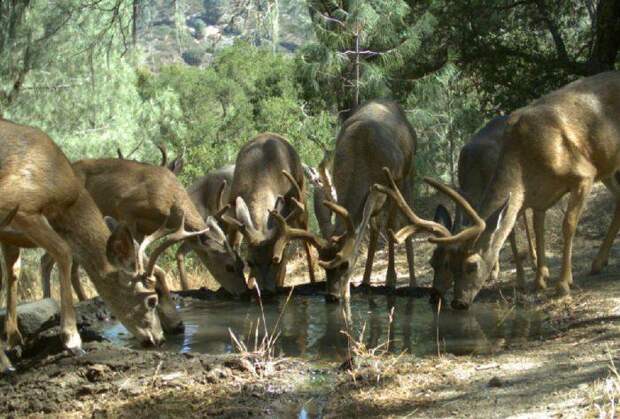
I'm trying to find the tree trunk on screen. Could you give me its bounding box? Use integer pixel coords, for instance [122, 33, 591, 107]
[132, 0, 139, 47]
[586, 0, 620, 74]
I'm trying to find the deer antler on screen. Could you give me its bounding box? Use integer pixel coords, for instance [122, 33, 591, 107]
[271, 210, 328, 263]
[323, 201, 354, 236]
[212, 180, 230, 220]
[144, 214, 209, 278]
[221, 197, 265, 246]
[373, 168, 486, 245]
[157, 144, 168, 167]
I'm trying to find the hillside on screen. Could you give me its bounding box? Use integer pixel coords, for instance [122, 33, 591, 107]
[137, 0, 314, 69]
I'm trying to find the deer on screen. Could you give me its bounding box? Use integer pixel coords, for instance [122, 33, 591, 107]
[221, 133, 315, 296]
[268, 100, 417, 301]
[39, 158, 247, 332]
[0, 119, 206, 373]
[429, 115, 537, 302]
[40, 143, 185, 302]
[175, 164, 235, 290]
[117, 143, 184, 175]
[375, 71, 620, 309]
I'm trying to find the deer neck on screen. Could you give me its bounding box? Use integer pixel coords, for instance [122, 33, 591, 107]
[477, 154, 525, 264]
[54, 190, 116, 294]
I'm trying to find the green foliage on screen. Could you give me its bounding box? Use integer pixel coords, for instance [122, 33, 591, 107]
[137, 41, 336, 184]
[406, 65, 485, 188]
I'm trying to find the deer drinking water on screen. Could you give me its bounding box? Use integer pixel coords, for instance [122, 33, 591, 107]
[175, 164, 235, 290]
[377, 71, 620, 309]
[0, 119, 206, 373]
[272, 100, 417, 301]
[40, 158, 247, 332]
[222, 133, 315, 295]
[429, 115, 537, 301]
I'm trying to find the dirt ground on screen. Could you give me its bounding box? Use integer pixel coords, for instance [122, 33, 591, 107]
[2, 184, 620, 418]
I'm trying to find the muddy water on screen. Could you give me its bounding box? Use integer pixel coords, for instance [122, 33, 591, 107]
[101, 294, 547, 360]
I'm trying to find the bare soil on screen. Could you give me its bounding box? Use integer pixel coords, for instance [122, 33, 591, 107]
[2, 184, 620, 418]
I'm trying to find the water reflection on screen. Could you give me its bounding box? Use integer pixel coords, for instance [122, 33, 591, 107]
[102, 295, 545, 359]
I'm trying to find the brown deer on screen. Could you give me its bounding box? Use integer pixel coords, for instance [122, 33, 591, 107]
[0, 119, 202, 373]
[41, 159, 247, 317]
[221, 133, 315, 295]
[117, 143, 184, 175]
[376, 71, 620, 309]
[270, 100, 417, 301]
[429, 115, 537, 300]
[41, 144, 184, 302]
[174, 164, 235, 290]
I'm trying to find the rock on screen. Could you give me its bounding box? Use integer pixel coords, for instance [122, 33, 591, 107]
[488, 376, 504, 387]
[224, 358, 256, 374]
[85, 364, 110, 383]
[0, 299, 59, 337]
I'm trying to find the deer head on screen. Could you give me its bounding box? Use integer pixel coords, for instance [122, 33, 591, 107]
[102, 208, 209, 345]
[222, 170, 308, 295]
[374, 168, 510, 310]
[186, 180, 247, 296]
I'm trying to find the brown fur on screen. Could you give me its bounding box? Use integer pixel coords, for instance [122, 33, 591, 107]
[0, 119, 164, 372]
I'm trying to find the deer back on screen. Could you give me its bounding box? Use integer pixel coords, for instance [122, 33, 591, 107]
[229, 133, 305, 234]
[188, 164, 235, 219]
[332, 100, 416, 232]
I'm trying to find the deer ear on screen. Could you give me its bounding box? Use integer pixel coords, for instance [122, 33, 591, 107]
[485, 196, 510, 235]
[106, 221, 137, 271]
[205, 217, 227, 244]
[235, 197, 255, 230]
[167, 157, 184, 175]
[433, 205, 453, 232]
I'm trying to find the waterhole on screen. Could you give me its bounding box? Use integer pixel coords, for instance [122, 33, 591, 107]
[101, 293, 547, 359]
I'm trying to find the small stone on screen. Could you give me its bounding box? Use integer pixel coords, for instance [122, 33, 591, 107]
[488, 376, 504, 388]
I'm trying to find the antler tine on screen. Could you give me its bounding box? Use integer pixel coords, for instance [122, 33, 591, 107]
[371, 168, 451, 244]
[282, 170, 304, 203]
[423, 177, 486, 245]
[157, 143, 168, 166]
[216, 180, 228, 212]
[323, 201, 355, 236]
[212, 180, 231, 221]
[138, 219, 174, 272]
[145, 214, 209, 277]
[271, 210, 328, 263]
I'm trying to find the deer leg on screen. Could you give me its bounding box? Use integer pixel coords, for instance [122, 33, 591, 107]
[301, 220, 316, 284]
[176, 242, 192, 290]
[15, 214, 82, 353]
[2, 244, 23, 350]
[533, 210, 549, 290]
[385, 203, 398, 290]
[558, 180, 592, 295]
[303, 242, 316, 284]
[362, 219, 379, 286]
[522, 210, 537, 268]
[509, 229, 526, 290]
[40, 252, 54, 299]
[402, 173, 416, 287]
[70, 261, 87, 302]
[591, 198, 620, 274]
